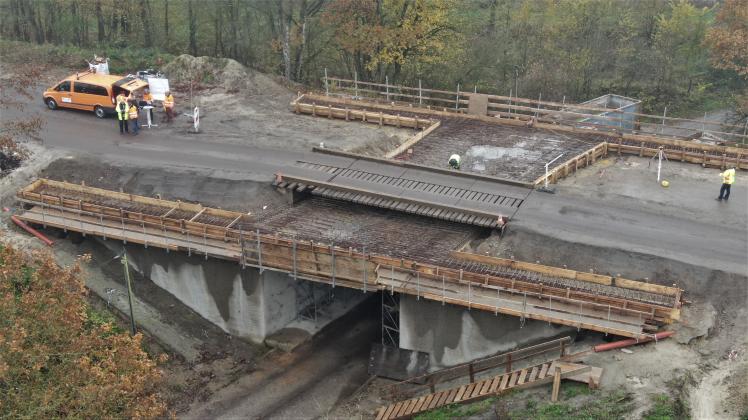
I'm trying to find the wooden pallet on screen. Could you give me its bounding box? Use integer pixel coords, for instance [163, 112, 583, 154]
[375, 361, 596, 420]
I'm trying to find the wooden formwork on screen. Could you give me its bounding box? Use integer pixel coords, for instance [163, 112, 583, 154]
[298, 93, 748, 172]
[16, 179, 682, 339]
[533, 143, 609, 187]
[291, 94, 435, 129]
[325, 76, 748, 144]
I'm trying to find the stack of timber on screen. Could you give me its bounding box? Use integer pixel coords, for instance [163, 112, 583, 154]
[16, 179, 682, 339]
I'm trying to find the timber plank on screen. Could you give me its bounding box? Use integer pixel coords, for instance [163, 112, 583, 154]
[410, 396, 428, 415]
[389, 402, 405, 419]
[381, 403, 397, 420]
[436, 390, 451, 408]
[427, 392, 444, 409]
[400, 398, 418, 417]
[444, 388, 459, 404]
[420, 395, 435, 413]
[508, 372, 520, 388]
[488, 375, 502, 393]
[375, 406, 387, 420]
[517, 369, 528, 385]
[478, 379, 492, 396]
[460, 384, 476, 402]
[471, 380, 488, 398]
[539, 363, 550, 379]
[529, 366, 539, 382]
[499, 374, 510, 391]
[454, 385, 468, 402]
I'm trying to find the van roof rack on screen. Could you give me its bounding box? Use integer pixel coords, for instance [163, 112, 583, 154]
[75, 69, 94, 80]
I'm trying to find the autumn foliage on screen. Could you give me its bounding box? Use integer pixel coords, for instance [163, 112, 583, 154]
[0, 243, 167, 418]
[705, 0, 748, 77]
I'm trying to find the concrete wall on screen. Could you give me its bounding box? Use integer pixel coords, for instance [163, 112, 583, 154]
[399, 295, 574, 369]
[111, 242, 300, 342]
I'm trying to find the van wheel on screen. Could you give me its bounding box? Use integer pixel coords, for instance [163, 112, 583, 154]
[94, 106, 106, 118]
[46, 98, 58, 110]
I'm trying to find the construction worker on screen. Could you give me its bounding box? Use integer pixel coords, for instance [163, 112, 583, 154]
[163, 90, 175, 123]
[142, 88, 154, 124]
[116, 91, 127, 107]
[717, 166, 736, 201]
[128, 99, 140, 135]
[116, 97, 129, 134]
[449, 154, 461, 170]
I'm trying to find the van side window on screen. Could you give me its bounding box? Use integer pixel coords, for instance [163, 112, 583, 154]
[89, 85, 109, 96]
[55, 81, 71, 92]
[74, 82, 93, 94]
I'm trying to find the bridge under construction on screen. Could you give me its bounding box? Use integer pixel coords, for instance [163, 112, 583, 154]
[17, 178, 682, 340]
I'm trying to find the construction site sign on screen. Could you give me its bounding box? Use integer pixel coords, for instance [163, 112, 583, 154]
[147, 77, 170, 101]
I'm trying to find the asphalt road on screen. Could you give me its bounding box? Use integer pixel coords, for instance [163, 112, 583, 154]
[4, 101, 306, 181]
[515, 189, 747, 275]
[4, 99, 747, 276]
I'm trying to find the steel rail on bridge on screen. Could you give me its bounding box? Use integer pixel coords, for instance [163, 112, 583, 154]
[16, 179, 682, 339]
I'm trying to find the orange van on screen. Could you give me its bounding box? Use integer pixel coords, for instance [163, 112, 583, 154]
[43, 71, 148, 118]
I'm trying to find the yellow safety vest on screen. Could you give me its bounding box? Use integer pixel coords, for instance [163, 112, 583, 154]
[721, 168, 735, 185]
[128, 104, 138, 120]
[116, 101, 129, 121]
[163, 95, 174, 108]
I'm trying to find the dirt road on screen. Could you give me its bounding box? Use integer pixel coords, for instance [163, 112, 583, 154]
[185, 297, 379, 419]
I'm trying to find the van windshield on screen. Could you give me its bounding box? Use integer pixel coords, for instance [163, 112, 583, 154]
[55, 81, 71, 92]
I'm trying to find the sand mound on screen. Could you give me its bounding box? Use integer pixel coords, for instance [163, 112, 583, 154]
[162, 54, 289, 96]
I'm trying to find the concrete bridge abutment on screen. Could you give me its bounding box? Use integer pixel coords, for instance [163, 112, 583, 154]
[101, 240, 366, 345]
[398, 294, 575, 369]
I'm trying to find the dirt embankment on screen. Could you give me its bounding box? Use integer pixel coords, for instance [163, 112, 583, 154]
[484, 226, 748, 419]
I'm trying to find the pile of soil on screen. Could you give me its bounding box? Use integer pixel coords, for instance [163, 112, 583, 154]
[162, 54, 289, 96]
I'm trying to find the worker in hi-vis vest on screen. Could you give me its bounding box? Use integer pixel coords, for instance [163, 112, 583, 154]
[116, 98, 129, 134]
[449, 154, 461, 170]
[717, 167, 736, 201]
[163, 91, 175, 123]
[128, 99, 140, 135]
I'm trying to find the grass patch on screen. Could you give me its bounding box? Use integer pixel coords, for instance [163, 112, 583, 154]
[85, 305, 125, 336]
[564, 383, 593, 399]
[642, 394, 688, 420]
[414, 397, 496, 420]
[510, 390, 633, 420]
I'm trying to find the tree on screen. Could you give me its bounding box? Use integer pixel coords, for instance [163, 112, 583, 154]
[322, 0, 459, 82]
[705, 0, 748, 78]
[0, 243, 168, 418]
[188, 0, 198, 56]
[652, 0, 713, 96]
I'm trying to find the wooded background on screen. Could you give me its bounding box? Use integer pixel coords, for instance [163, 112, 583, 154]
[1, 0, 746, 116]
